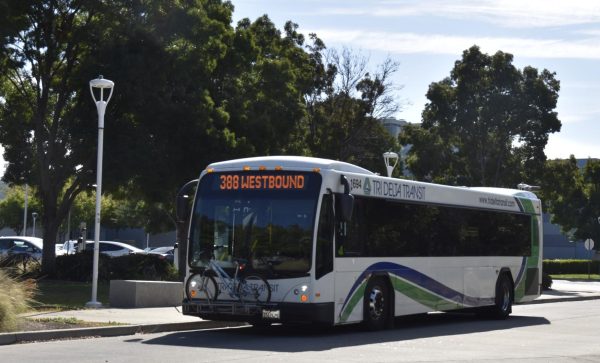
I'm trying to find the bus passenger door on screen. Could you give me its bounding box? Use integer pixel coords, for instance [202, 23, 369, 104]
[332, 194, 365, 324]
[314, 194, 335, 321]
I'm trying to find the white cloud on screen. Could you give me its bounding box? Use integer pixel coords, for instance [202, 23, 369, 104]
[311, 29, 600, 59]
[320, 0, 600, 29]
[545, 134, 600, 159]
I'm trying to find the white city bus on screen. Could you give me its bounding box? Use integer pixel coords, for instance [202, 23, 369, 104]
[181, 156, 542, 329]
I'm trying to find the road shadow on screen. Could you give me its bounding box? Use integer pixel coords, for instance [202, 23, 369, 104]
[141, 313, 549, 352]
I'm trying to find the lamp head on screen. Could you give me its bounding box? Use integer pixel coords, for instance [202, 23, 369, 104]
[89, 75, 114, 89]
[89, 75, 114, 104]
[383, 152, 399, 177]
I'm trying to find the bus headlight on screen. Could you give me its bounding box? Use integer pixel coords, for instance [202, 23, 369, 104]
[186, 273, 202, 300]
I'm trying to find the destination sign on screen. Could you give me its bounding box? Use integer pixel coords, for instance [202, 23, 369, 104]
[219, 174, 306, 190]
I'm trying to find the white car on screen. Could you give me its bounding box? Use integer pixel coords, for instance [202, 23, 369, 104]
[84, 240, 143, 257]
[0, 236, 44, 261]
[58, 240, 142, 257]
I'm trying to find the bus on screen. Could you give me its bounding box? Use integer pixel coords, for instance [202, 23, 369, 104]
[181, 156, 542, 329]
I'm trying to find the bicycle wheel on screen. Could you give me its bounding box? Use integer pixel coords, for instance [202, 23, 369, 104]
[186, 273, 220, 301]
[238, 275, 271, 303]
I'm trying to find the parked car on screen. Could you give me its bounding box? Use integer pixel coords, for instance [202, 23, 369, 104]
[58, 240, 81, 255]
[0, 236, 43, 261]
[84, 240, 143, 257]
[146, 246, 175, 264]
[58, 239, 143, 257]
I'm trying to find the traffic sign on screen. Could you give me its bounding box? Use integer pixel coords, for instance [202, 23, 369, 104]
[584, 238, 595, 251]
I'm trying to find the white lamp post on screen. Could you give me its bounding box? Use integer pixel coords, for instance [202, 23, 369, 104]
[383, 151, 399, 178]
[31, 212, 37, 237]
[87, 75, 114, 308]
[22, 184, 29, 236]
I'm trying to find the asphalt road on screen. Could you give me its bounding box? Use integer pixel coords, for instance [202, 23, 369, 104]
[3, 299, 600, 363]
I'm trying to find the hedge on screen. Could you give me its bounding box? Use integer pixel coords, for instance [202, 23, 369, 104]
[543, 259, 600, 275]
[55, 251, 179, 282]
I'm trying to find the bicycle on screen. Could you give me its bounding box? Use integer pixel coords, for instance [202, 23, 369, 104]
[187, 254, 271, 304]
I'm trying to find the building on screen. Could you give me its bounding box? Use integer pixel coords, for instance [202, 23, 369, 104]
[380, 117, 409, 139]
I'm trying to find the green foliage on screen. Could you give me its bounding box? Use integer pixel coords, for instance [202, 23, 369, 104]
[0, 0, 405, 278]
[0, 184, 41, 233]
[543, 259, 600, 274]
[306, 48, 402, 173]
[54, 252, 178, 282]
[0, 269, 35, 332]
[401, 45, 561, 187]
[0, 253, 41, 278]
[540, 158, 600, 251]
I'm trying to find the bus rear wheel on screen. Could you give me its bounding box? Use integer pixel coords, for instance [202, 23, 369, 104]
[490, 274, 513, 320]
[363, 277, 389, 331]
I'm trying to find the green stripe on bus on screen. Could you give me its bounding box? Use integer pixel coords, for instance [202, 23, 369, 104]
[340, 275, 464, 323]
[515, 197, 540, 300]
[391, 275, 462, 310]
[339, 280, 367, 323]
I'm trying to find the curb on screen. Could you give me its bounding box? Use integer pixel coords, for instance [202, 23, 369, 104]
[523, 294, 600, 305]
[0, 320, 244, 346]
[3, 295, 600, 345]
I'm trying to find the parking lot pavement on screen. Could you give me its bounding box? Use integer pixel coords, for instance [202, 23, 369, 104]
[1, 279, 599, 345]
[532, 279, 600, 303]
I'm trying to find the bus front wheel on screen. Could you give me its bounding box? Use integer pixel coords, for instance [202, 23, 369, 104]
[363, 277, 389, 331]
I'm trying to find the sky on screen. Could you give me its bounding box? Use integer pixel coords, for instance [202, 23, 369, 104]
[1, 0, 600, 178]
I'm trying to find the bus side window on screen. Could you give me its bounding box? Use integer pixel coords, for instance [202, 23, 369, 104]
[316, 194, 334, 279]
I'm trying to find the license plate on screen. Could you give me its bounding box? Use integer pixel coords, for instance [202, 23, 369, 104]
[262, 309, 280, 320]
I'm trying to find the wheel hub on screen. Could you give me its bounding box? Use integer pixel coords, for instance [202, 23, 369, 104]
[369, 287, 385, 320]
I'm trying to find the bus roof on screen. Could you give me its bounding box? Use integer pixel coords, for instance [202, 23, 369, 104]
[205, 156, 376, 175]
[468, 187, 540, 201]
[202, 156, 540, 214]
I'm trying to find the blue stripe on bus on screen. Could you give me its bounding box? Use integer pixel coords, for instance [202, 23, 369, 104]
[340, 259, 527, 315]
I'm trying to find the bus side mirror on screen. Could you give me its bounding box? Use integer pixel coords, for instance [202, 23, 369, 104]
[176, 179, 198, 223]
[339, 175, 354, 222]
[176, 195, 190, 223]
[339, 193, 354, 222]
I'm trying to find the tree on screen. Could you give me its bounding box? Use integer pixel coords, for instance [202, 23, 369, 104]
[0, 2, 339, 276]
[0, 185, 41, 234]
[306, 47, 402, 174]
[0, 0, 239, 275]
[541, 157, 600, 251]
[401, 45, 561, 187]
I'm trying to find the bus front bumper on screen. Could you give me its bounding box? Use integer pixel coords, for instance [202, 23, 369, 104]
[182, 299, 334, 325]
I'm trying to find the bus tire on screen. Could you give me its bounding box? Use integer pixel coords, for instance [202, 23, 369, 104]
[490, 274, 513, 320]
[363, 277, 389, 331]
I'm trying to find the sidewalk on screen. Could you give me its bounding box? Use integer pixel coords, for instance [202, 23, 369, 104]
[1, 279, 599, 345]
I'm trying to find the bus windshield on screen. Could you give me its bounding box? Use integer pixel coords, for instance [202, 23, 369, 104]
[189, 171, 322, 278]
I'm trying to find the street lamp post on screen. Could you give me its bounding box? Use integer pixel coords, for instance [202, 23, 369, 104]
[31, 212, 37, 237]
[87, 75, 114, 308]
[383, 152, 399, 177]
[22, 184, 28, 236]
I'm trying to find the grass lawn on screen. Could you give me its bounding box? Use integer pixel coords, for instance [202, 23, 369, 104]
[32, 280, 110, 309]
[550, 274, 600, 281]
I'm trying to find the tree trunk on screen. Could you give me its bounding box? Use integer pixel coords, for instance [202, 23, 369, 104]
[40, 214, 58, 277]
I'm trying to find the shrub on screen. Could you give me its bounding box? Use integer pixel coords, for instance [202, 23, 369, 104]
[55, 251, 111, 281]
[543, 259, 600, 275]
[0, 254, 41, 278]
[109, 254, 179, 281]
[55, 252, 179, 282]
[0, 269, 36, 332]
